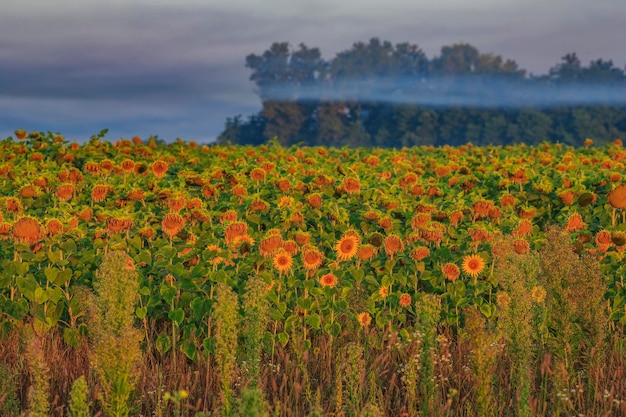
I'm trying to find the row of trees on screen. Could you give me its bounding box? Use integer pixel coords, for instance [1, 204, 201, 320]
[218, 39, 626, 147]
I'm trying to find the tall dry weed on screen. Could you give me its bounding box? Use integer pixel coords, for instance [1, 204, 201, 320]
[213, 282, 240, 417]
[89, 251, 143, 417]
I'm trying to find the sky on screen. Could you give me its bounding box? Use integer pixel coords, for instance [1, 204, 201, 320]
[1, 0, 625, 143]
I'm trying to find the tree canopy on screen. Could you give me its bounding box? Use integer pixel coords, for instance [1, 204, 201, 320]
[219, 38, 626, 147]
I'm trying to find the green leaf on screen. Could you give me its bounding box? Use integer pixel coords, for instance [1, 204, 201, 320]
[277, 332, 289, 347]
[44, 266, 60, 283]
[135, 306, 147, 320]
[156, 335, 171, 355]
[305, 313, 321, 330]
[480, 303, 493, 318]
[160, 285, 177, 304]
[202, 337, 215, 353]
[18, 275, 40, 301]
[168, 307, 185, 326]
[181, 340, 197, 361]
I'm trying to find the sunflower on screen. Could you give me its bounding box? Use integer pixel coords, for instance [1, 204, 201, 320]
[609, 184, 626, 209]
[167, 193, 187, 212]
[558, 190, 575, 205]
[513, 219, 533, 236]
[45, 219, 63, 236]
[565, 213, 585, 232]
[378, 286, 389, 298]
[410, 246, 430, 261]
[294, 231, 311, 245]
[357, 244, 375, 260]
[282, 240, 299, 256]
[500, 194, 516, 207]
[411, 214, 431, 230]
[462, 254, 486, 278]
[202, 185, 218, 199]
[276, 179, 290, 192]
[273, 250, 293, 275]
[259, 235, 283, 257]
[91, 184, 111, 203]
[335, 233, 359, 261]
[250, 199, 269, 211]
[357, 312, 372, 327]
[250, 168, 266, 181]
[13, 216, 44, 245]
[384, 234, 404, 257]
[121, 159, 135, 173]
[20, 185, 39, 198]
[512, 239, 530, 254]
[220, 210, 238, 223]
[596, 230, 612, 245]
[83, 161, 100, 175]
[399, 293, 412, 308]
[152, 160, 169, 178]
[127, 189, 145, 201]
[77, 208, 92, 222]
[378, 217, 392, 230]
[56, 184, 75, 201]
[307, 194, 322, 209]
[368, 232, 383, 247]
[342, 178, 361, 194]
[231, 185, 247, 196]
[302, 247, 323, 271]
[138, 226, 155, 239]
[106, 217, 133, 234]
[224, 221, 248, 244]
[5, 197, 22, 213]
[186, 198, 202, 210]
[442, 263, 460, 282]
[162, 213, 185, 239]
[0, 222, 12, 237]
[319, 273, 338, 288]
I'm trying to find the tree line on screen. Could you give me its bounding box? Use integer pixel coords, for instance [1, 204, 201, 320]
[218, 38, 626, 147]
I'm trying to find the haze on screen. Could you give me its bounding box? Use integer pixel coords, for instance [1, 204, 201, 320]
[1, 0, 625, 142]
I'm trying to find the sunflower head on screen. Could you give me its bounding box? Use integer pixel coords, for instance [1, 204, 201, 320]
[335, 233, 359, 262]
[442, 263, 460, 282]
[357, 312, 372, 327]
[319, 273, 338, 288]
[13, 216, 44, 245]
[273, 250, 293, 275]
[608, 184, 626, 209]
[462, 254, 486, 278]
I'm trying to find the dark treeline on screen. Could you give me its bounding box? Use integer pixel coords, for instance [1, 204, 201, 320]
[218, 39, 626, 147]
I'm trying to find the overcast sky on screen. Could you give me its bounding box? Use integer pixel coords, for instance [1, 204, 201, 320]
[1, 0, 625, 143]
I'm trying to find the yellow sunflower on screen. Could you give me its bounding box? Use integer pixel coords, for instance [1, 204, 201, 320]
[273, 250, 293, 275]
[335, 233, 359, 261]
[461, 254, 486, 278]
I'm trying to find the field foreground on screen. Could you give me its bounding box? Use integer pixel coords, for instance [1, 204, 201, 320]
[0, 131, 625, 416]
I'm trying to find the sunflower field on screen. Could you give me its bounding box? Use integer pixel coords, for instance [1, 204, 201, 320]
[0, 130, 625, 416]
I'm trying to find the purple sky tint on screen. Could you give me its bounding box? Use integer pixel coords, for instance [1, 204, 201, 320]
[1, 0, 625, 143]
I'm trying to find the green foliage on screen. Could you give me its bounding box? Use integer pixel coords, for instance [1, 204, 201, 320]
[237, 386, 270, 417]
[24, 335, 50, 417]
[68, 375, 92, 417]
[213, 283, 240, 417]
[241, 276, 270, 385]
[89, 251, 142, 417]
[0, 363, 20, 417]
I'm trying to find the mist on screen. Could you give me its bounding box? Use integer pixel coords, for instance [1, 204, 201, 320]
[258, 76, 626, 108]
